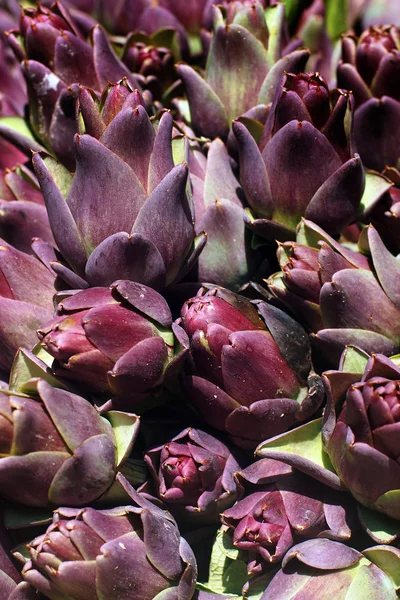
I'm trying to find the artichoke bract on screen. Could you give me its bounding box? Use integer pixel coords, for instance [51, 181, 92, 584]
[323, 352, 400, 520]
[234, 71, 366, 241]
[338, 25, 400, 171]
[0, 379, 139, 507]
[179, 286, 324, 448]
[33, 105, 205, 290]
[38, 280, 181, 397]
[262, 539, 399, 600]
[0, 240, 58, 373]
[0, 165, 54, 254]
[145, 427, 240, 523]
[0, 571, 39, 600]
[222, 458, 355, 576]
[22, 474, 198, 600]
[187, 137, 268, 290]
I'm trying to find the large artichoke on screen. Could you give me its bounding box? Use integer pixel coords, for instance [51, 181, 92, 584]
[33, 105, 205, 290]
[0, 379, 139, 507]
[179, 286, 324, 448]
[22, 475, 198, 600]
[38, 280, 182, 397]
[234, 71, 366, 241]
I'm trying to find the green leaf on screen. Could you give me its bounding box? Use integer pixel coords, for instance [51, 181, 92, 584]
[105, 412, 140, 467]
[341, 346, 369, 375]
[363, 546, 400, 590]
[4, 505, 52, 529]
[207, 528, 247, 595]
[375, 490, 400, 519]
[0, 116, 36, 141]
[324, 0, 348, 40]
[9, 347, 63, 394]
[358, 505, 400, 544]
[43, 156, 73, 199]
[359, 172, 393, 217]
[256, 419, 339, 480]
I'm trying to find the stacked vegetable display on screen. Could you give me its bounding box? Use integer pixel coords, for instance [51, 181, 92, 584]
[1, 0, 400, 598]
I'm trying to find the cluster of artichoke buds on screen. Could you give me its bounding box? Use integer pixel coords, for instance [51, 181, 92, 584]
[1, 0, 400, 599]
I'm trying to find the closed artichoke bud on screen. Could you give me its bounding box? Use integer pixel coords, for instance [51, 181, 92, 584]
[233, 71, 370, 241]
[267, 221, 370, 334]
[145, 428, 241, 523]
[38, 280, 181, 397]
[324, 352, 400, 520]
[261, 539, 399, 599]
[0, 379, 139, 507]
[0, 240, 58, 372]
[22, 475, 198, 600]
[180, 286, 324, 448]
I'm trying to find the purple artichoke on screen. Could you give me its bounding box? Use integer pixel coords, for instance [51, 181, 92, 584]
[38, 280, 182, 397]
[323, 352, 400, 520]
[337, 25, 400, 171]
[0, 571, 39, 600]
[221, 458, 355, 576]
[177, 1, 309, 140]
[0, 379, 139, 507]
[33, 105, 205, 290]
[261, 539, 399, 599]
[5, 3, 142, 169]
[145, 428, 241, 523]
[234, 71, 366, 241]
[22, 474, 198, 600]
[179, 286, 324, 448]
[267, 220, 400, 366]
[0, 240, 58, 372]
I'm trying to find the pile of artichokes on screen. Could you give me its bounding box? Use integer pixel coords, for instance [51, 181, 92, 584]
[1, 0, 400, 598]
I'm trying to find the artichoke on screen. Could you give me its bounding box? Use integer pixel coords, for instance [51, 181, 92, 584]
[33, 105, 205, 290]
[177, 1, 309, 140]
[179, 286, 324, 448]
[234, 71, 366, 241]
[222, 458, 355, 575]
[145, 427, 241, 523]
[0, 379, 139, 507]
[323, 352, 400, 520]
[262, 539, 399, 599]
[38, 280, 182, 397]
[22, 474, 198, 600]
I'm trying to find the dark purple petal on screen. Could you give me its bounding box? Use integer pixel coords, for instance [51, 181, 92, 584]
[33, 152, 87, 276]
[233, 120, 272, 218]
[92, 25, 140, 91]
[100, 105, 155, 191]
[54, 32, 97, 89]
[148, 111, 175, 194]
[112, 280, 172, 328]
[354, 97, 400, 171]
[305, 156, 365, 236]
[132, 164, 193, 286]
[67, 135, 147, 251]
[368, 226, 400, 309]
[85, 232, 166, 289]
[282, 539, 361, 570]
[109, 336, 167, 395]
[320, 269, 400, 341]
[262, 121, 342, 225]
